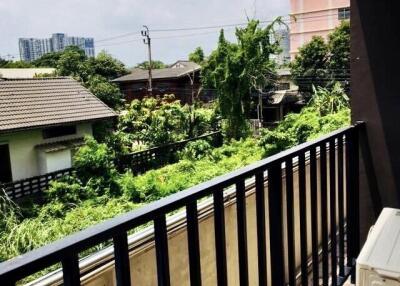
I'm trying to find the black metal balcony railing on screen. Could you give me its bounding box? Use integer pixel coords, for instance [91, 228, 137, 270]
[0, 124, 361, 286]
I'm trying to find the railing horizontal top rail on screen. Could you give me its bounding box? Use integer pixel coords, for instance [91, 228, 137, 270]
[0, 123, 361, 283]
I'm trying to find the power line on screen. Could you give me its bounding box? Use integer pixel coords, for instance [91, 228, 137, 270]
[94, 12, 346, 47]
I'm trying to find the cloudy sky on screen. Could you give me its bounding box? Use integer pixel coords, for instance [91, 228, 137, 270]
[0, 0, 289, 67]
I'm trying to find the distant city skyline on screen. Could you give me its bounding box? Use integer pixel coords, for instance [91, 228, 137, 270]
[0, 0, 289, 66]
[19, 33, 94, 62]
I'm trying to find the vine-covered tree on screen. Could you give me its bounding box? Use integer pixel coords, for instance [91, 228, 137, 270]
[202, 19, 282, 139]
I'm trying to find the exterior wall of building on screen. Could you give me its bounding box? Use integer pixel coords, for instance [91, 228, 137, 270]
[19, 34, 95, 62]
[290, 0, 350, 59]
[0, 122, 92, 181]
[119, 75, 202, 105]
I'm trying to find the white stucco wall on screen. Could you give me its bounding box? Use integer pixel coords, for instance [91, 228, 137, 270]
[0, 122, 93, 181]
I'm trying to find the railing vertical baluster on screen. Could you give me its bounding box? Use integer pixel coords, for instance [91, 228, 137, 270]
[113, 233, 132, 286]
[299, 152, 308, 286]
[154, 215, 171, 286]
[347, 128, 360, 283]
[337, 135, 345, 278]
[186, 201, 202, 286]
[255, 172, 267, 286]
[285, 158, 296, 286]
[268, 162, 285, 285]
[330, 139, 338, 285]
[236, 180, 249, 286]
[320, 142, 329, 285]
[62, 253, 80, 286]
[213, 188, 228, 286]
[310, 147, 319, 286]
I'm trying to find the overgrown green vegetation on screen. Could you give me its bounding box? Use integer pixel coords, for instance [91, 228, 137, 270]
[202, 19, 284, 139]
[0, 81, 350, 265]
[0, 18, 351, 286]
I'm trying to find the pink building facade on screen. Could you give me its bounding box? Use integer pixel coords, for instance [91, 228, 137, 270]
[290, 0, 350, 59]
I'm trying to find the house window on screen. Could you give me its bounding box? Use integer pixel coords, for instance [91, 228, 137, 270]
[42, 125, 77, 139]
[338, 7, 350, 20]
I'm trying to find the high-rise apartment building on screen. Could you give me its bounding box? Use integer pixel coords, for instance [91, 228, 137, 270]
[290, 0, 350, 59]
[19, 33, 95, 62]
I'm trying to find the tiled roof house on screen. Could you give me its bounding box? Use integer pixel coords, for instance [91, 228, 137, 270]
[0, 77, 116, 183]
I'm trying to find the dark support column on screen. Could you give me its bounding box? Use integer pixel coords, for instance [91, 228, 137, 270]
[351, 1, 400, 242]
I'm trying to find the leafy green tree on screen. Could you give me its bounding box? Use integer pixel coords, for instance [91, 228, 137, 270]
[87, 51, 128, 80]
[135, 60, 166, 69]
[311, 82, 349, 116]
[290, 36, 329, 94]
[328, 21, 350, 83]
[202, 19, 282, 139]
[57, 46, 88, 80]
[0, 58, 9, 67]
[86, 75, 124, 109]
[0, 61, 33, 68]
[291, 21, 350, 94]
[31, 52, 61, 68]
[189, 47, 205, 64]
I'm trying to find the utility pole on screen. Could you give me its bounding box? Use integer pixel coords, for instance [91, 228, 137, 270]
[141, 25, 153, 96]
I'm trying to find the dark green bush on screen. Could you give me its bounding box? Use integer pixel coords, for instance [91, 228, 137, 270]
[180, 139, 212, 160]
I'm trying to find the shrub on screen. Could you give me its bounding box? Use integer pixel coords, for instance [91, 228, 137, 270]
[45, 176, 90, 206]
[118, 171, 142, 202]
[180, 139, 212, 160]
[74, 137, 120, 196]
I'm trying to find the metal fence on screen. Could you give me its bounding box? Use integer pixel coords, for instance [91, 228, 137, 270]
[0, 123, 362, 285]
[119, 131, 223, 173]
[1, 168, 74, 201]
[0, 132, 222, 202]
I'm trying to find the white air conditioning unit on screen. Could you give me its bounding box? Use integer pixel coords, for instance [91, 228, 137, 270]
[357, 208, 400, 286]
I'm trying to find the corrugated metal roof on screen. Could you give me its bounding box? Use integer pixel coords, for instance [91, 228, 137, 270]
[0, 77, 117, 133]
[113, 60, 201, 82]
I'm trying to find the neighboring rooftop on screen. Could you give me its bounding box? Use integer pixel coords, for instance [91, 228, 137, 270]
[0, 77, 116, 133]
[0, 68, 56, 79]
[113, 60, 201, 82]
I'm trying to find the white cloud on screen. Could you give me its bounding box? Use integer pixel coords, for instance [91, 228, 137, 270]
[0, 0, 289, 66]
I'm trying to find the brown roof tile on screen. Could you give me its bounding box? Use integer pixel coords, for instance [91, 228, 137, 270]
[112, 60, 201, 82]
[0, 77, 117, 133]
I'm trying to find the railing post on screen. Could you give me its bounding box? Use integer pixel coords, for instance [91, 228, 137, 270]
[186, 201, 202, 286]
[348, 126, 360, 283]
[298, 152, 308, 286]
[236, 180, 249, 286]
[154, 215, 171, 286]
[62, 253, 80, 286]
[268, 162, 285, 285]
[213, 188, 228, 286]
[255, 172, 268, 286]
[113, 233, 132, 286]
